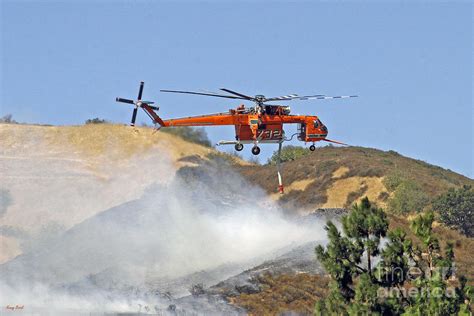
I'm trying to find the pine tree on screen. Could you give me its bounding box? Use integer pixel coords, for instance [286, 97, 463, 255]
[315, 197, 389, 315]
[315, 221, 357, 302]
[342, 197, 388, 276]
[347, 273, 380, 315]
[314, 198, 473, 315]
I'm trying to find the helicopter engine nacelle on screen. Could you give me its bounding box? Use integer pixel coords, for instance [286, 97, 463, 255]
[280, 106, 291, 115]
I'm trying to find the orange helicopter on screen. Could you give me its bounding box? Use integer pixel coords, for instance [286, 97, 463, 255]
[116, 81, 357, 193]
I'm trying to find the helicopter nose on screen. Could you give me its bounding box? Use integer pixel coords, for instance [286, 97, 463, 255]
[321, 124, 328, 137]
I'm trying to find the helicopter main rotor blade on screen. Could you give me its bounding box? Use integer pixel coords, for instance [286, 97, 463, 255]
[116, 97, 135, 104]
[266, 94, 323, 101]
[160, 89, 247, 100]
[300, 95, 358, 100]
[137, 81, 144, 100]
[219, 88, 254, 100]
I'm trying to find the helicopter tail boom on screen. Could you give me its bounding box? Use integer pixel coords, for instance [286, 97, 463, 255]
[141, 104, 165, 127]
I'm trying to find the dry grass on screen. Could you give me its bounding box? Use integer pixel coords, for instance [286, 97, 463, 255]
[269, 178, 316, 204]
[269, 178, 315, 199]
[1, 123, 213, 159]
[288, 179, 315, 192]
[0, 123, 252, 169]
[232, 273, 330, 315]
[332, 166, 350, 179]
[44, 124, 214, 164]
[323, 176, 388, 208]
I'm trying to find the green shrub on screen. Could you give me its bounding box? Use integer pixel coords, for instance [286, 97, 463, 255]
[359, 168, 384, 177]
[433, 185, 474, 237]
[267, 145, 310, 165]
[0, 114, 17, 124]
[85, 117, 108, 124]
[387, 179, 429, 214]
[382, 172, 405, 192]
[383, 172, 431, 214]
[344, 184, 368, 208]
[161, 126, 212, 147]
[206, 151, 240, 165]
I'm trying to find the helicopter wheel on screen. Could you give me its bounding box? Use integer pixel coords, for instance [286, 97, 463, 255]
[235, 143, 244, 151]
[309, 144, 316, 151]
[251, 146, 261, 155]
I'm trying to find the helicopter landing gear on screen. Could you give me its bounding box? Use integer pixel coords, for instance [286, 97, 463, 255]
[309, 144, 316, 151]
[234, 143, 244, 151]
[251, 146, 261, 155]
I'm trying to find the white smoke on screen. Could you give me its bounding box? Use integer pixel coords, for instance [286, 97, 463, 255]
[0, 138, 327, 314]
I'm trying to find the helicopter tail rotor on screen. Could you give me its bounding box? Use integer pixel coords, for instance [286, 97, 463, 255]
[116, 81, 161, 127]
[115, 97, 135, 104]
[130, 107, 138, 126]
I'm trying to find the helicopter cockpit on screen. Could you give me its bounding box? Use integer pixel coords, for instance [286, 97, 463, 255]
[313, 118, 328, 133]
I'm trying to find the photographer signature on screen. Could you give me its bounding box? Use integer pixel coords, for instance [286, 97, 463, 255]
[5, 305, 24, 311]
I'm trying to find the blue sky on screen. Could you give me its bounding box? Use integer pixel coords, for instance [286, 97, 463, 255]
[1, 1, 472, 177]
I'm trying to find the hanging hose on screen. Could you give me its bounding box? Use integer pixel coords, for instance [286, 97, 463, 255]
[283, 132, 299, 142]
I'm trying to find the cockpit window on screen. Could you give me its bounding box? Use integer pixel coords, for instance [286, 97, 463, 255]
[314, 120, 320, 128]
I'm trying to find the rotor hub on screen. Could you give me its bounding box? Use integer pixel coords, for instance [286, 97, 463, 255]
[254, 95, 265, 103]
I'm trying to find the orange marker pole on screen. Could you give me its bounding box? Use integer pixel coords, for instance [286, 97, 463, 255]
[277, 141, 284, 194]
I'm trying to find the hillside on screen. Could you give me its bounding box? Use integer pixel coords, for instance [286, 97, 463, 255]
[238, 146, 472, 211]
[0, 123, 472, 314]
